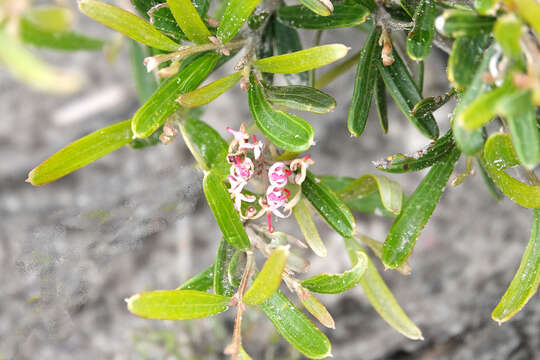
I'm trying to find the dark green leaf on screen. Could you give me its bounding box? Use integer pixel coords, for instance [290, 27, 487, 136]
[410, 88, 456, 118]
[437, 9, 495, 37]
[214, 238, 236, 296]
[248, 75, 314, 152]
[406, 0, 437, 60]
[347, 27, 381, 137]
[374, 73, 389, 133]
[273, 21, 307, 84]
[264, 85, 336, 114]
[277, 3, 370, 29]
[260, 291, 332, 359]
[257, 16, 275, 84]
[447, 33, 491, 89]
[377, 48, 439, 139]
[28, 120, 132, 186]
[132, 52, 219, 138]
[228, 250, 246, 287]
[177, 263, 215, 291]
[383, 145, 461, 268]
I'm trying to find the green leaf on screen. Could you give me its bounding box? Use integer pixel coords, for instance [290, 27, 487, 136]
[496, 91, 540, 169]
[299, 290, 335, 328]
[492, 209, 540, 323]
[292, 197, 327, 257]
[298, 0, 334, 16]
[23, 6, 73, 33]
[177, 263, 215, 291]
[482, 133, 518, 170]
[78, 0, 179, 52]
[347, 27, 380, 137]
[513, 0, 540, 37]
[376, 129, 456, 174]
[377, 47, 439, 139]
[228, 250, 246, 287]
[257, 16, 275, 84]
[248, 11, 270, 30]
[345, 237, 423, 340]
[180, 117, 229, 177]
[253, 44, 349, 74]
[0, 29, 82, 94]
[203, 172, 251, 249]
[20, 17, 104, 51]
[136, 0, 187, 41]
[319, 176, 399, 218]
[248, 76, 314, 152]
[217, 0, 263, 43]
[28, 120, 132, 186]
[260, 291, 332, 359]
[127, 290, 231, 320]
[383, 145, 461, 268]
[374, 73, 389, 134]
[301, 251, 368, 293]
[132, 52, 219, 138]
[457, 79, 515, 131]
[494, 14, 523, 61]
[129, 125, 162, 149]
[177, 72, 242, 108]
[264, 85, 336, 114]
[410, 88, 456, 119]
[337, 174, 403, 215]
[273, 21, 308, 85]
[474, 0, 496, 15]
[302, 171, 356, 237]
[406, 0, 437, 60]
[476, 157, 504, 201]
[436, 9, 495, 38]
[399, 0, 420, 18]
[277, 3, 370, 29]
[166, 0, 212, 44]
[214, 237, 236, 297]
[129, 41, 159, 103]
[244, 246, 289, 305]
[447, 33, 492, 90]
[355, 233, 411, 275]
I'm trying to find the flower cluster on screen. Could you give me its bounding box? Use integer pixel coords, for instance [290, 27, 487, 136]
[226, 125, 313, 233]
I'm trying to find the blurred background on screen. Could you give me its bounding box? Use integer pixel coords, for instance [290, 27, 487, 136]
[1, 1, 540, 359]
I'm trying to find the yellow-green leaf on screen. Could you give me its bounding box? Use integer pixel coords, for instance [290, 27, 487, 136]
[298, 0, 334, 16]
[28, 120, 132, 186]
[299, 289, 335, 328]
[166, 0, 212, 44]
[24, 6, 73, 33]
[177, 71, 242, 108]
[253, 44, 349, 74]
[292, 197, 327, 257]
[127, 290, 231, 320]
[217, 0, 263, 43]
[244, 246, 289, 305]
[79, 0, 179, 52]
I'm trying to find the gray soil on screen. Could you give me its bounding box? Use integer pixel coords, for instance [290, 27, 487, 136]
[1, 6, 539, 360]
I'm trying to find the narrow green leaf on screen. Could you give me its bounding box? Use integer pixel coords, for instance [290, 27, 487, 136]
[376, 129, 455, 174]
[338, 174, 403, 215]
[302, 171, 356, 238]
[299, 290, 335, 328]
[127, 290, 230, 320]
[301, 251, 368, 293]
[458, 79, 515, 131]
[492, 209, 540, 323]
[166, 0, 212, 44]
[180, 117, 229, 177]
[399, 0, 420, 18]
[347, 27, 381, 137]
[496, 91, 540, 169]
[406, 0, 437, 60]
[410, 88, 456, 119]
[292, 197, 327, 257]
[355, 233, 411, 275]
[352, 0, 378, 12]
[383, 145, 461, 268]
[254, 44, 349, 74]
[214, 237, 236, 296]
[217, 0, 263, 43]
[203, 172, 251, 249]
[129, 41, 158, 103]
[299, 0, 333, 16]
[273, 21, 308, 85]
[134, 0, 187, 41]
[28, 120, 132, 186]
[277, 3, 370, 29]
[0, 29, 82, 94]
[228, 250, 246, 287]
[377, 48, 439, 139]
[476, 157, 504, 201]
[177, 72, 242, 108]
[132, 52, 219, 138]
[374, 73, 389, 134]
[78, 0, 179, 52]
[494, 14, 523, 61]
[244, 246, 289, 305]
[447, 33, 492, 90]
[257, 15, 275, 84]
[320, 175, 400, 218]
[482, 133, 518, 170]
[345, 237, 423, 340]
[437, 10, 495, 38]
[248, 11, 270, 30]
[260, 291, 332, 359]
[264, 85, 336, 114]
[248, 76, 314, 152]
[178, 263, 215, 291]
[23, 6, 73, 33]
[20, 17, 104, 51]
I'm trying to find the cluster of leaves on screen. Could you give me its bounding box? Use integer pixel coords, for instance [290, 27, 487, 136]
[12, 0, 540, 358]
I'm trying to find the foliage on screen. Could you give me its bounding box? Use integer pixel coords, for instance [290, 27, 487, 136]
[4, 0, 540, 358]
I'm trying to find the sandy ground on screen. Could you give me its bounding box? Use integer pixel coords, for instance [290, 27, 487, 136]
[1, 6, 540, 360]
